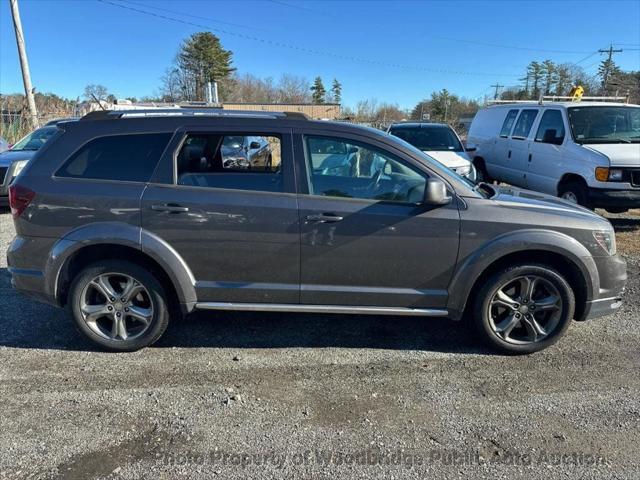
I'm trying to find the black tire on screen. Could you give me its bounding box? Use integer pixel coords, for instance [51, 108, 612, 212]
[472, 264, 575, 354]
[559, 180, 591, 209]
[68, 260, 169, 351]
[605, 207, 628, 214]
[473, 159, 493, 183]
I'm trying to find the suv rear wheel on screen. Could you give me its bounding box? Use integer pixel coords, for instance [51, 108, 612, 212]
[473, 264, 575, 354]
[69, 260, 169, 351]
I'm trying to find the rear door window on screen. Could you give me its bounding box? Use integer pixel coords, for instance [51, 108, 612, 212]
[499, 109, 519, 137]
[176, 133, 282, 192]
[57, 133, 172, 182]
[512, 109, 539, 139]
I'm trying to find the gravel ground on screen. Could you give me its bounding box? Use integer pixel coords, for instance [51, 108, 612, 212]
[0, 208, 638, 480]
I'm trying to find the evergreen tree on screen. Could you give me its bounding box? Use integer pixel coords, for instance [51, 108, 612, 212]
[541, 59, 556, 95]
[311, 77, 326, 104]
[331, 78, 342, 103]
[176, 32, 235, 101]
[554, 64, 572, 96]
[527, 61, 544, 99]
[598, 56, 622, 93]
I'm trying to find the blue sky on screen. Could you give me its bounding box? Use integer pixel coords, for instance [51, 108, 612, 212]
[1, 0, 639, 109]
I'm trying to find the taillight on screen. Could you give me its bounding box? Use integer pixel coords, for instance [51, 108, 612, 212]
[8, 184, 35, 219]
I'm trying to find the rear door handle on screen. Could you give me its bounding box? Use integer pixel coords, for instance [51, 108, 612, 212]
[507, 150, 512, 159]
[305, 213, 344, 223]
[528, 153, 532, 162]
[151, 204, 189, 213]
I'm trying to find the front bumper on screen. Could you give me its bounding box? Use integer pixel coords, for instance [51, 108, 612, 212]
[581, 254, 627, 320]
[588, 187, 640, 209]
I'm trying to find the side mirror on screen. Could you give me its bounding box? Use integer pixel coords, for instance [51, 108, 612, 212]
[424, 178, 452, 206]
[249, 141, 261, 149]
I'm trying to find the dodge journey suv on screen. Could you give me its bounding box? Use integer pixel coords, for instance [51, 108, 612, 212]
[7, 109, 627, 354]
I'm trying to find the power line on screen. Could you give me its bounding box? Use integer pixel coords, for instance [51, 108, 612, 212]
[121, 0, 271, 32]
[267, 0, 597, 55]
[97, 0, 522, 78]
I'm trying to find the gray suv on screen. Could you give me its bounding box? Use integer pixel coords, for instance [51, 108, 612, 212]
[7, 109, 627, 354]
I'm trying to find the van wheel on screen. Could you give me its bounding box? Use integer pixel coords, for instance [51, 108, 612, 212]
[68, 260, 169, 351]
[559, 180, 591, 208]
[473, 264, 575, 354]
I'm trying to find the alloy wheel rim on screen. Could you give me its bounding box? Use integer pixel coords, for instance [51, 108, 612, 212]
[488, 275, 563, 345]
[79, 273, 153, 341]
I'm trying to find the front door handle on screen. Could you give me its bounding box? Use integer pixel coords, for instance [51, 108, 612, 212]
[305, 213, 344, 223]
[507, 150, 512, 159]
[151, 203, 189, 213]
[528, 153, 532, 162]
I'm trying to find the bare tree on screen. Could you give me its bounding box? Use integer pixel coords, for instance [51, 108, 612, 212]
[83, 84, 109, 101]
[277, 74, 311, 103]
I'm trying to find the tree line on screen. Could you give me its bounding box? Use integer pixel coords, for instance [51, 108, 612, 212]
[499, 58, 639, 103]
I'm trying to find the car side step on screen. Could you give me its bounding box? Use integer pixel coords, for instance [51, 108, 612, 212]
[194, 302, 448, 316]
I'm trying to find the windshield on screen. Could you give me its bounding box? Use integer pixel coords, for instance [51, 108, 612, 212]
[384, 132, 484, 195]
[11, 126, 58, 151]
[389, 126, 464, 152]
[567, 106, 640, 144]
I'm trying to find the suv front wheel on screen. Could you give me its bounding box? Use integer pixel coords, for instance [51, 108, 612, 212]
[473, 264, 575, 354]
[69, 260, 169, 351]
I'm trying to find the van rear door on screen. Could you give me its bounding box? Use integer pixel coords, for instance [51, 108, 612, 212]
[507, 109, 539, 187]
[489, 108, 519, 182]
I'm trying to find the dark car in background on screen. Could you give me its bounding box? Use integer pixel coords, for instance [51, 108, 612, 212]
[0, 118, 77, 206]
[222, 135, 273, 170]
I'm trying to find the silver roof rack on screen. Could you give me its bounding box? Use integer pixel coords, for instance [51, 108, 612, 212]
[81, 109, 308, 121]
[487, 94, 630, 106]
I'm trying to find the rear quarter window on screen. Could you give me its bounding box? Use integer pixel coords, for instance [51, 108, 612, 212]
[56, 133, 172, 182]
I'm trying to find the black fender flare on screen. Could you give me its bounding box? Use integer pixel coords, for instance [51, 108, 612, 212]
[446, 229, 598, 319]
[45, 222, 197, 307]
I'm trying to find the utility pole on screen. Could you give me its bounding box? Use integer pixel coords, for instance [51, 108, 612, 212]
[9, 0, 38, 128]
[490, 83, 504, 100]
[598, 44, 623, 92]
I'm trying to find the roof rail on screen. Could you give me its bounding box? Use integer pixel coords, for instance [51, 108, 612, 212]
[81, 109, 309, 121]
[487, 95, 630, 106]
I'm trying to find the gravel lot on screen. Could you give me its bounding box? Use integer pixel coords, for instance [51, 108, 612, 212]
[0, 208, 638, 480]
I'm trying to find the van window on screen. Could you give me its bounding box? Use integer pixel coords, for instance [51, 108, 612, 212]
[535, 110, 565, 144]
[499, 110, 519, 138]
[176, 133, 282, 192]
[305, 135, 426, 203]
[512, 109, 538, 139]
[57, 133, 172, 182]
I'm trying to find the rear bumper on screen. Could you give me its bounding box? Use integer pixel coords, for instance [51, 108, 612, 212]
[7, 235, 60, 307]
[587, 187, 640, 209]
[581, 254, 627, 320]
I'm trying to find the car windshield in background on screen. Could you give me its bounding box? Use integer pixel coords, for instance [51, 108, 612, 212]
[11, 126, 58, 151]
[390, 126, 463, 152]
[568, 106, 640, 144]
[384, 133, 483, 194]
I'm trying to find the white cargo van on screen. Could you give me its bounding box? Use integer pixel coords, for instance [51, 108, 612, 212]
[468, 101, 640, 212]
